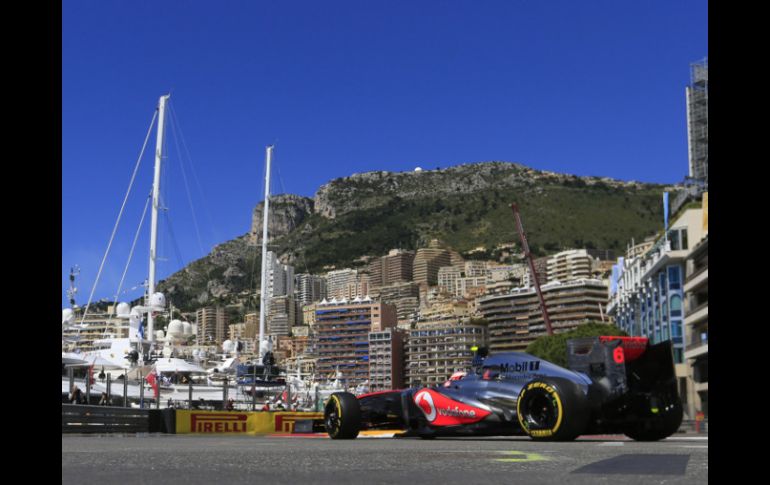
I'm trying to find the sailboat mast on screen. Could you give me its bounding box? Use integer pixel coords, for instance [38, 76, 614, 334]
[258, 145, 274, 357]
[148, 94, 170, 343]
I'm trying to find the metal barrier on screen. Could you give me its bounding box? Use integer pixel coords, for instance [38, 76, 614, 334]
[62, 404, 156, 433]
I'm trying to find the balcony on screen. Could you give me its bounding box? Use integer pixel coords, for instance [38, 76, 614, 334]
[685, 302, 708, 325]
[684, 267, 708, 293]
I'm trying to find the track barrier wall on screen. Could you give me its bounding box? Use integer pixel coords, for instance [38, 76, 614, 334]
[175, 410, 324, 435]
[62, 405, 323, 435]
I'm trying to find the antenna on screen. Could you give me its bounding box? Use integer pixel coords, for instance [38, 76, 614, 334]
[67, 265, 80, 309]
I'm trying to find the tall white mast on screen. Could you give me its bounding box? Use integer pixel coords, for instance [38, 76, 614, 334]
[147, 94, 170, 343]
[258, 145, 274, 357]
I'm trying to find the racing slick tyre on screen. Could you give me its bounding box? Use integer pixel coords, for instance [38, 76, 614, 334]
[623, 397, 683, 441]
[325, 392, 361, 439]
[517, 377, 589, 441]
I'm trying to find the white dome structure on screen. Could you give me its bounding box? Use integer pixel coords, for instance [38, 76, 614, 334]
[167, 320, 184, 338]
[62, 308, 74, 325]
[149, 292, 166, 309]
[182, 321, 193, 335]
[116, 302, 131, 318]
[414, 167, 423, 172]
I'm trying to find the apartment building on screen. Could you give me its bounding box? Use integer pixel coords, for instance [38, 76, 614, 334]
[405, 320, 487, 387]
[607, 207, 706, 418]
[196, 307, 228, 345]
[368, 249, 415, 289]
[314, 299, 397, 386]
[368, 328, 406, 391]
[684, 233, 708, 418]
[479, 279, 608, 352]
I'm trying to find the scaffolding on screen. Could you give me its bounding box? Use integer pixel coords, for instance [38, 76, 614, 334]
[686, 57, 708, 185]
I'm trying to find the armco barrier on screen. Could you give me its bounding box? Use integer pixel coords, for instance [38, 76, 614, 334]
[62, 404, 166, 433]
[175, 410, 324, 435]
[62, 406, 323, 435]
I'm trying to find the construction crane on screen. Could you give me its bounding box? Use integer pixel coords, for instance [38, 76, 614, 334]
[510, 204, 553, 336]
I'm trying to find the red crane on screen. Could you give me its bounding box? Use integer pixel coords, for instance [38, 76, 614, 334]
[510, 203, 553, 336]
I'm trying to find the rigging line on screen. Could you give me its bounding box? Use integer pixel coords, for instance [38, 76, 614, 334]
[274, 163, 310, 275]
[161, 201, 187, 271]
[108, 193, 151, 319]
[167, 101, 220, 245]
[80, 108, 158, 325]
[168, 106, 206, 256]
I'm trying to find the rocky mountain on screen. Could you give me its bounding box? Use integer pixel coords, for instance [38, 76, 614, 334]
[157, 161, 673, 311]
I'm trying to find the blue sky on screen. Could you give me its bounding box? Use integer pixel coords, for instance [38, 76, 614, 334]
[62, 0, 707, 308]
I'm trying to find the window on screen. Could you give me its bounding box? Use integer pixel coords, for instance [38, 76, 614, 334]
[668, 228, 689, 251]
[669, 230, 680, 250]
[670, 295, 682, 317]
[668, 266, 681, 290]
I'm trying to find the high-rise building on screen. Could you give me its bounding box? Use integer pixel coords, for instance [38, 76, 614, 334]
[378, 281, 421, 326]
[479, 279, 608, 352]
[413, 240, 453, 287]
[686, 58, 708, 185]
[684, 233, 708, 419]
[294, 273, 327, 306]
[405, 320, 487, 387]
[267, 295, 296, 337]
[368, 249, 415, 289]
[265, 251, 294, 297]
[368, 328, 406, 391]
[547, 249, 594, 282]
[196, 307, 228, 345]
[325, 269, 358, 299]
[314, 299, 397, 386]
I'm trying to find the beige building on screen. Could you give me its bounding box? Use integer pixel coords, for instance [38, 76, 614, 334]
[368, 249, 415, 289]
[325, 269, 358, 299]
[413, 240, 454, 288]
[268, 295, 296, 337]
[479, 279, 608, 352]
[368, 328, 406, 391]
[684, 233, 708, 418]
[547, 249, 594, 282]
[196, 307, 228, 345]
[405, 320, 487, 387]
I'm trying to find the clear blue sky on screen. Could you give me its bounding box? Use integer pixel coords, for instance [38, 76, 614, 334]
[62, 0, 707, 308]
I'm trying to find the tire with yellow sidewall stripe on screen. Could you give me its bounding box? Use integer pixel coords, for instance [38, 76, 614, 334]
[516, 377, 588, 441]
[325, 392, 361, 439]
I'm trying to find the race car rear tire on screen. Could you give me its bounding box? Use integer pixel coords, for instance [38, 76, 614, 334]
[325, 392, 361, 439]
[517, 377, 588, 441]
[624, 398, 683, 441]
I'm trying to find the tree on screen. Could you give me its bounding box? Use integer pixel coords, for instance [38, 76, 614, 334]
[526, 321, 627, 368]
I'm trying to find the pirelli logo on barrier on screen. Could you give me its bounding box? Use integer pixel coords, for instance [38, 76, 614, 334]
[273, 413, 323, 433]
[190, 413, 249, 433]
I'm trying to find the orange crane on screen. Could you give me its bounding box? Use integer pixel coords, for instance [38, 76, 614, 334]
[510, 203, 553, 336]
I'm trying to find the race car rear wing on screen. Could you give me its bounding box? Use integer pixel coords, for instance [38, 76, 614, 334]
[566, 336, 677, 400]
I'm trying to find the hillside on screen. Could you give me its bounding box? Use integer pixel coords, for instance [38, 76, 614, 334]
[157, 161, 672, 311]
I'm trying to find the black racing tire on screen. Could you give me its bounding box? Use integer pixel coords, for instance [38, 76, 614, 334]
[624, 398, 683, 441]
[516, 377, 589, 441]
[325, 392, 361, 439]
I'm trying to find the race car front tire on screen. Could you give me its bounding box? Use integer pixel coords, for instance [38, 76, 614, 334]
[516, 377, 589, 441]
[325, 392, 361, 439]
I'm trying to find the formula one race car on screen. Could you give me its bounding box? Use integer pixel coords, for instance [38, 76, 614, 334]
[324, 336, 683, 441]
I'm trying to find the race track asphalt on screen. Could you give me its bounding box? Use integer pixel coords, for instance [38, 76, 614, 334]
[62, 433, 708, 484]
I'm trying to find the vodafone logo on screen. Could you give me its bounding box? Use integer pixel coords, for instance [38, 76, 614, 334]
[412, 389, 491, 427]
[414, 390, 437, 422]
